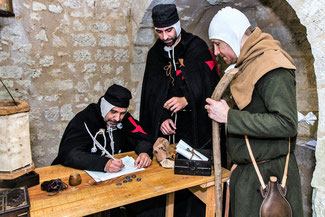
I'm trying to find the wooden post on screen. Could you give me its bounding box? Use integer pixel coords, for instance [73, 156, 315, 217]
[166, 192, 175, 217]
[211, 68, 239, 217]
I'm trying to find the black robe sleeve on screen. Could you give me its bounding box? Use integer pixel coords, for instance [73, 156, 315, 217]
[52, 106, 110, 172]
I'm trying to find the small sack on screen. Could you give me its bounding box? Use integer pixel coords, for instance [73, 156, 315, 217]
[260, 176, 292, 217]
[153, 137, 174, 168]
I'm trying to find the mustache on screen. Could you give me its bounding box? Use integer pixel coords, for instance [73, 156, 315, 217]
[163, 38, 172, 42]
[106, 119, 119, 124]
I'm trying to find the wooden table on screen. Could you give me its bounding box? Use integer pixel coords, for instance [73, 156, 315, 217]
[29, 151, 230, 217]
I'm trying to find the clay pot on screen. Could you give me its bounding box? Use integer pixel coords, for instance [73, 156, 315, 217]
[69, 173, 82, 186]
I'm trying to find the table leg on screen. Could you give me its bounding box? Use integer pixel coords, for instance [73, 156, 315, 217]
[165, 192, 175, 217]
[205, 185, 216, 217]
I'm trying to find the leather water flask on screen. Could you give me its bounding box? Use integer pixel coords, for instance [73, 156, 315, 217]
[259, 176, 292, 217]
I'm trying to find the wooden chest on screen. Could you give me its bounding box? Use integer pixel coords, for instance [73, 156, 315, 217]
[174, 149, 212, 176]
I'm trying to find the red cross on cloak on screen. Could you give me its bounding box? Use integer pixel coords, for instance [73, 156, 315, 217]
[128, 116, 147, 134]
[206, 48, 220, 76]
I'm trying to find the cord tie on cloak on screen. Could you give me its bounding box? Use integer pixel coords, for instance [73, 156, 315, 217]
[90, 128, 107, 155]
[163, 34, 182, 86]
[85, 122, 122, 156]
[165, 46, 177, 71]
[84, 123, 107, 156]
[164, 34, 182, 71]
[164, 61, 175, 86]
[106, 123, 122, 155]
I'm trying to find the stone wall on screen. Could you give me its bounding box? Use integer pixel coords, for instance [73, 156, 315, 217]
[285, 0, 325, 215]
[0, 0, 139, 166]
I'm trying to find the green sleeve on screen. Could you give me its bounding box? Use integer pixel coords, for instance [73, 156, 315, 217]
[227, 68, 298, 138]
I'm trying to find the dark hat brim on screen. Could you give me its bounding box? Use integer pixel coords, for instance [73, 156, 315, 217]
[103, 84, 132, 108]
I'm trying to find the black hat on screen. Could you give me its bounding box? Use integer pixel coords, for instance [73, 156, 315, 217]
[103, 84, 132, 108]
[152, 4, 179, 28]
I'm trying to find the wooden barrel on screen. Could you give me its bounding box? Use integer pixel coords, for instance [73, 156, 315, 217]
[0, 100, 34, 179]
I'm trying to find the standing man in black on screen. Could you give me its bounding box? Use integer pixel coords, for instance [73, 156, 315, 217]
[140, 4, 220, 217]
[140, 3, 219, 150]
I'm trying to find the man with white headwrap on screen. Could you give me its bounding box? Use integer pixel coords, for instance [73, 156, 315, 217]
[53, 84, 153, 173]
[205, 7, 303, 217]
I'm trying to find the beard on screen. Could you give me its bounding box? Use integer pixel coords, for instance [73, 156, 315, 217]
[106, 119, 123, 130]
[106, 119, 119, 126]
[162, 35, 178, 47]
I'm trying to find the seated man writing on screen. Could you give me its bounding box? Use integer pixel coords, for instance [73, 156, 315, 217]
[52, 84, 153, 172]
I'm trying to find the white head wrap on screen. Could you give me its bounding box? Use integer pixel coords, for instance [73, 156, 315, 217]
[172, 20, 181, 37]
[99, 97, 122, 156]
[155, 20, 181, 38]
[208, 7, 251, 58]
[100, 97, 114, 120]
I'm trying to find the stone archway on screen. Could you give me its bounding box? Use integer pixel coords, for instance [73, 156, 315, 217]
[284, 2, 325, 214]
[130, 0, 325, 216]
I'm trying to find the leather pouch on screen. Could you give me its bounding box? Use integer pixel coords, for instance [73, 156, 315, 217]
[260, 176, 292, 217]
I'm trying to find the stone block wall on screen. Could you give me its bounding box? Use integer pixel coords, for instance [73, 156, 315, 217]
[0, 0, 138, 166]
[285, 0, 325, 216]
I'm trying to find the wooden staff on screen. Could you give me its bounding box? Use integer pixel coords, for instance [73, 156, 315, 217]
[211, 68, 239, 217]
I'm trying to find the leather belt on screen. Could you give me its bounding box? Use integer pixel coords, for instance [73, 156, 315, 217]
[239, 160, 270, 166]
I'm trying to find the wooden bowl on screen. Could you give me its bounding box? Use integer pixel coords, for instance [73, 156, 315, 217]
[69, 173, 82, 186]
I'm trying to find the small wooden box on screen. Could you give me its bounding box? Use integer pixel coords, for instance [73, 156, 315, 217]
[0, 186, 30, 217]
[174, 149, 212, 176]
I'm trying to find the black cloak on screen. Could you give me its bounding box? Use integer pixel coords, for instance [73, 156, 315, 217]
[140, 29, 220, 148]
[52, 97, 153, 172]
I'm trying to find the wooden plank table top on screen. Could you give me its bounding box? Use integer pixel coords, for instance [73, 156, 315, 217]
[29, 151, 230, 217]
